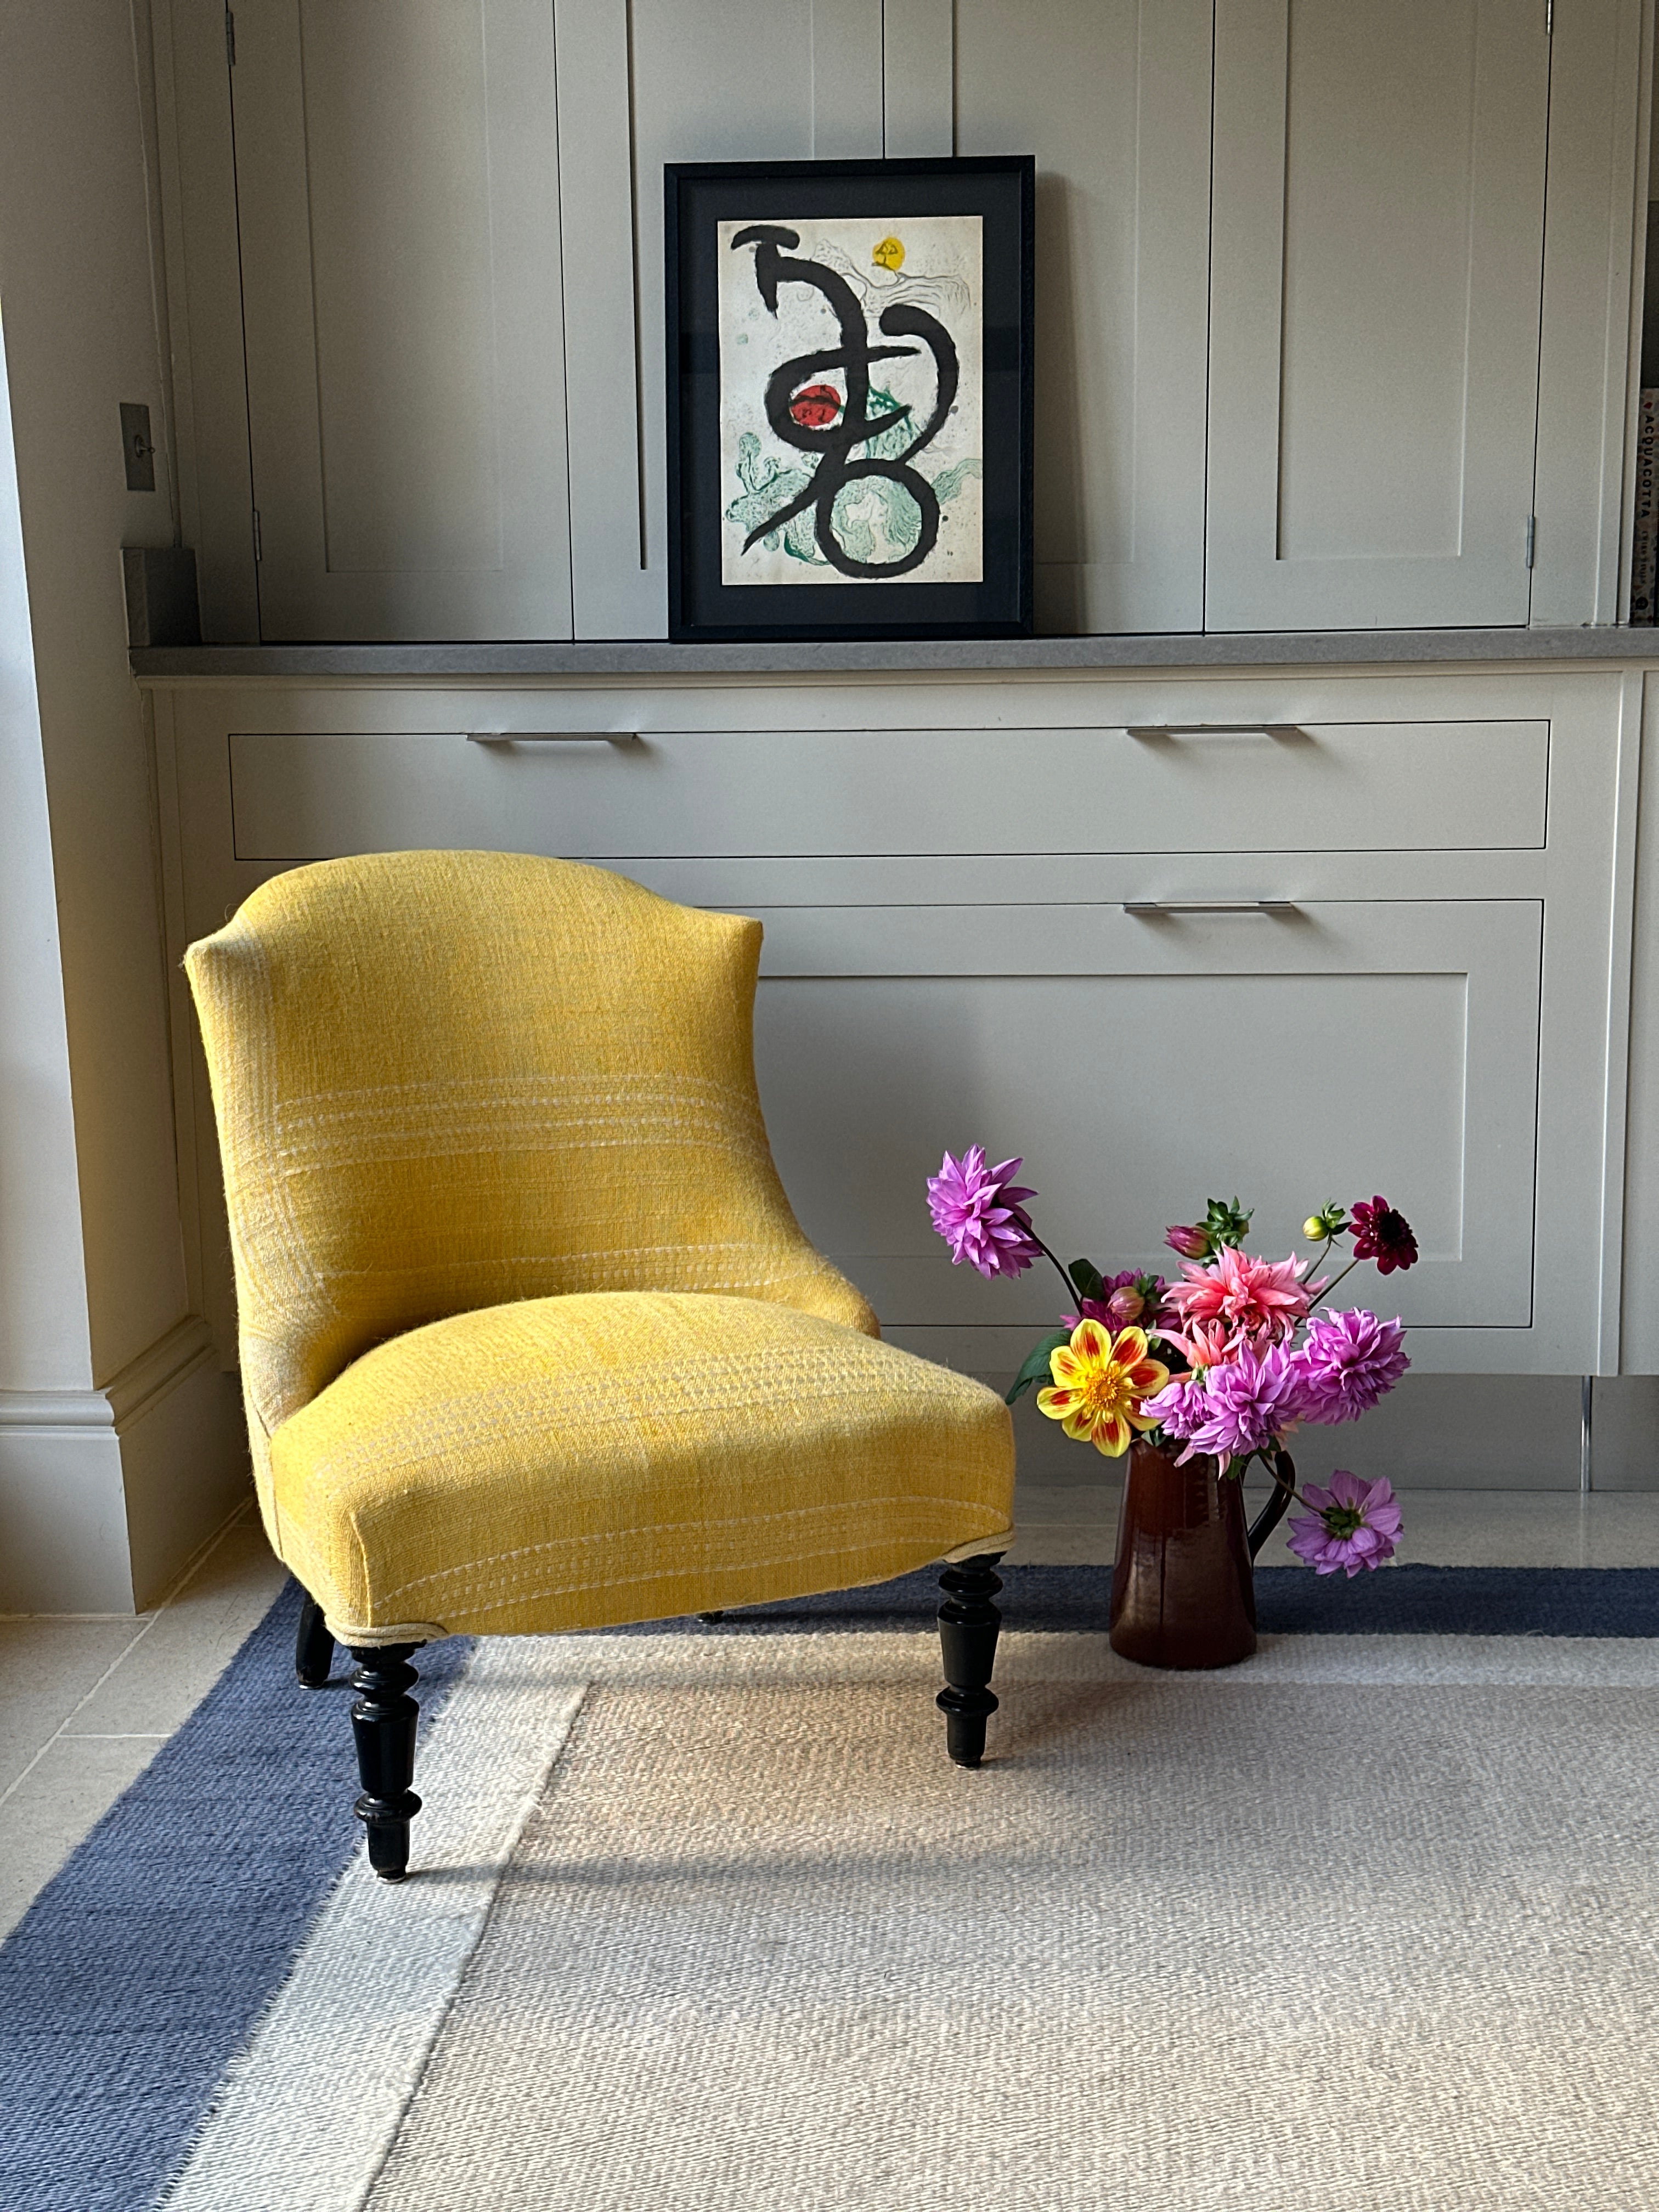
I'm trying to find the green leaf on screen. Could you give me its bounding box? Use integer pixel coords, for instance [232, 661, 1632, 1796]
[1006, 1328, 1071, 1405]
[1068, 1258, 1106, 1303]
[1202, 1196, 1254, 1249]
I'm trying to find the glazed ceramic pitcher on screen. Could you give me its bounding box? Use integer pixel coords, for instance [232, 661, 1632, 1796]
[1107, 1439, 1296, 1669]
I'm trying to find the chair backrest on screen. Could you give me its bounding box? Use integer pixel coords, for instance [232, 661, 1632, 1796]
[185, 851, 874, 1473]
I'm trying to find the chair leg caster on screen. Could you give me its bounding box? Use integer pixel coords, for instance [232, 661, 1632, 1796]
[348, 1644, 424, 1881]
[939, 1704, 993, 1768]
[362, 1823, 417, 1883]
[936, 1553, 1004, 1769]
[295, 1593, 335, 1688]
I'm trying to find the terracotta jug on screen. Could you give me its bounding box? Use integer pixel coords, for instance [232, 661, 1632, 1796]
[1108, 1439, 1296, 1669]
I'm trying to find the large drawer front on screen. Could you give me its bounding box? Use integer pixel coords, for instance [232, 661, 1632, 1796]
[228, 719, 1549, 861]
[749, 899, 1541, 1334]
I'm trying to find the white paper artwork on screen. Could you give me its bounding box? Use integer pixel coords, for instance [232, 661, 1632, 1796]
[716, 214, 984, 586]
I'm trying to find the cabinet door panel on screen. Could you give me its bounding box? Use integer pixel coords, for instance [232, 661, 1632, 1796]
[751, 902, 1540, 1333]
[952, 0, 1212, 634]
[230, 0, 571, 640]
[554, 0, 827, 639]
[228, 719, 1549, 861]
[1206, 0, 1550, 629]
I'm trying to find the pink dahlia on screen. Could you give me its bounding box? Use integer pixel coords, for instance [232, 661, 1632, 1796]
[1286, 1471, 1403, 1576]
[1159, 1317, 1243, 1372]
[1349, 1197, 1418, 1276]
[1294, 1308, 1409, 1425]
[1164, 1245, 1321, 1347]
[1142, 1340, 1309, 1471]
[926, 1147, 1042, 1280]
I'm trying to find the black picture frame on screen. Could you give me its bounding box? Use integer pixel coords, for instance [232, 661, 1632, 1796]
[666, 155, 1034, 644]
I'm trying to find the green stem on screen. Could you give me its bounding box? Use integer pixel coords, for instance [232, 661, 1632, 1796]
[1236, 1448, 1321, 1516]
[1316, 1250, 1363, 1304]
[1028, 1233, 1082, 1311]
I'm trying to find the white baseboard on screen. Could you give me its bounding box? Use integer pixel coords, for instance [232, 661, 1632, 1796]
[119, 1355, 250, 1609]
[0, 1425, 134, 1611]
[0, 1316, 251, 1612]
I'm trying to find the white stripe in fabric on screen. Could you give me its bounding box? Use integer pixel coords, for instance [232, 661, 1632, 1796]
[159, 1640, 590, 2212]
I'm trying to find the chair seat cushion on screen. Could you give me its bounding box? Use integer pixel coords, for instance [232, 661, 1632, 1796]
[267, 1291, 1015, 1640]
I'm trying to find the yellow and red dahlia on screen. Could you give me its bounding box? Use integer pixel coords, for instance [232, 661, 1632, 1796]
[1036, 1320, 1171, 1457]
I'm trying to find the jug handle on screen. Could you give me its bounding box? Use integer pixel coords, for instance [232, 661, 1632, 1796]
[1247, 1447, 1297, 1561]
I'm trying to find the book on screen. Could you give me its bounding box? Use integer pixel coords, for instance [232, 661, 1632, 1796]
[1631, 387, 1659, 623]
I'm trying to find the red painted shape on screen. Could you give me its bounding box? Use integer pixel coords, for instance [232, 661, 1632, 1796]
[789, 382, 841, 430]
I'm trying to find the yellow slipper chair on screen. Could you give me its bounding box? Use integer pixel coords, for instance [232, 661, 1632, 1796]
[185, 850, 1015, 1878]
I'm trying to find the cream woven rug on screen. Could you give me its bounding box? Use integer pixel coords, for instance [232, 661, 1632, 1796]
[166, 1630, 1659, 2211]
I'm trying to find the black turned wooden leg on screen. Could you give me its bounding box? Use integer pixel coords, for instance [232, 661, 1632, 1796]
[348, 1645, 424, 1881]
[295, 1594, 335, 1688]
[936, 1553, 1005, 1769]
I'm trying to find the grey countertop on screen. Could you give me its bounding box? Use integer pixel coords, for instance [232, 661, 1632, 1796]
[129, 625, 1659, 682]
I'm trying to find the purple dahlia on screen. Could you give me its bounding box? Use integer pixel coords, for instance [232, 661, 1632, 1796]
[1286, 1471, 1403, 1577]
[1143, 1339, 1308, 1471]
[926, 1146, 1043, 1280]
[1294, 1308, 1410, 1425]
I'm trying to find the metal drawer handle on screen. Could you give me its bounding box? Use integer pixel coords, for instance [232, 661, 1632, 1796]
[1125, 724, 1304, 740]
[466, 731, 639, 745]
[1124, 900, 1299, 916]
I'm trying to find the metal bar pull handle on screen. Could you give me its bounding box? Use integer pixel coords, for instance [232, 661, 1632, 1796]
[1124, 723, 1304, 740]
[1122, 900, 1299, 916]
[466, 731, 640, 745]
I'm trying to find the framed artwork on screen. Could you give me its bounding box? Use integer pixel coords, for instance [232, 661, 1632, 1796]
[665, 156, 1034, 644]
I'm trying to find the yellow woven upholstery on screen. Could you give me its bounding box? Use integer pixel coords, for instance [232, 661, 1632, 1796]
[185, 851, 1014, 1641]
[269, 1291, 1013, 1639]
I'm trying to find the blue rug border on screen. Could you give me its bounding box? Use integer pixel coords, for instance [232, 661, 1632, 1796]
[3, 1562, 1657, 2210]
[0, 1584, 473, 2212]
[610, 1562, 1659, 1640]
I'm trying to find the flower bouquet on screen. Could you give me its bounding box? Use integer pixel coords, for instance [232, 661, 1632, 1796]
[926, 1151, 1419, 1665]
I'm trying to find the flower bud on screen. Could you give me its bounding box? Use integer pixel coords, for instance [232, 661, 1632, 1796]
[1165, 1223, 1210, 1260]
[1107, 1285, 1144, 1325]
[1302, 1216, 1327, 1243]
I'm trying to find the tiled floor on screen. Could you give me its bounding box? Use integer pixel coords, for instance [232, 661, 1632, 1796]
[1006, 1480, 1659, 1568]
[0, 1483, 1656, 1945]
[0, 1506, 286, 1943]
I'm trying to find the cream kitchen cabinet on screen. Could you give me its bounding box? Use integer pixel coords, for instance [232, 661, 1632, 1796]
[222, 0, 574, 642]
[750, 896, 1543, 1366]
[892, 0, 1216, 635]
[156, 0, 1645, 642]
[1200, 0, 1644, 632]
[554, 0, 1217, 638]
[146, 663, 1638, 1381]
[1206, 0, 1551, 630]
[224, 717, 1548, 862]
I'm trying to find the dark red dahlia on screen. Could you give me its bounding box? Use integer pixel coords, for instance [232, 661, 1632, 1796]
[1348, 1195, 1418, 1275]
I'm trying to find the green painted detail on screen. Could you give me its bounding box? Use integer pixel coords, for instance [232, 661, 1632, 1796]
[726, 388, 983, 568]
[726, 435, 820, 563]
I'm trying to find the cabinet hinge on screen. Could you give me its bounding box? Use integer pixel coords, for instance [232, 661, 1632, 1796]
[1525, 514, 1537, 569]
[251, 507, 262, 563]
[225, 8, 235, 67]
